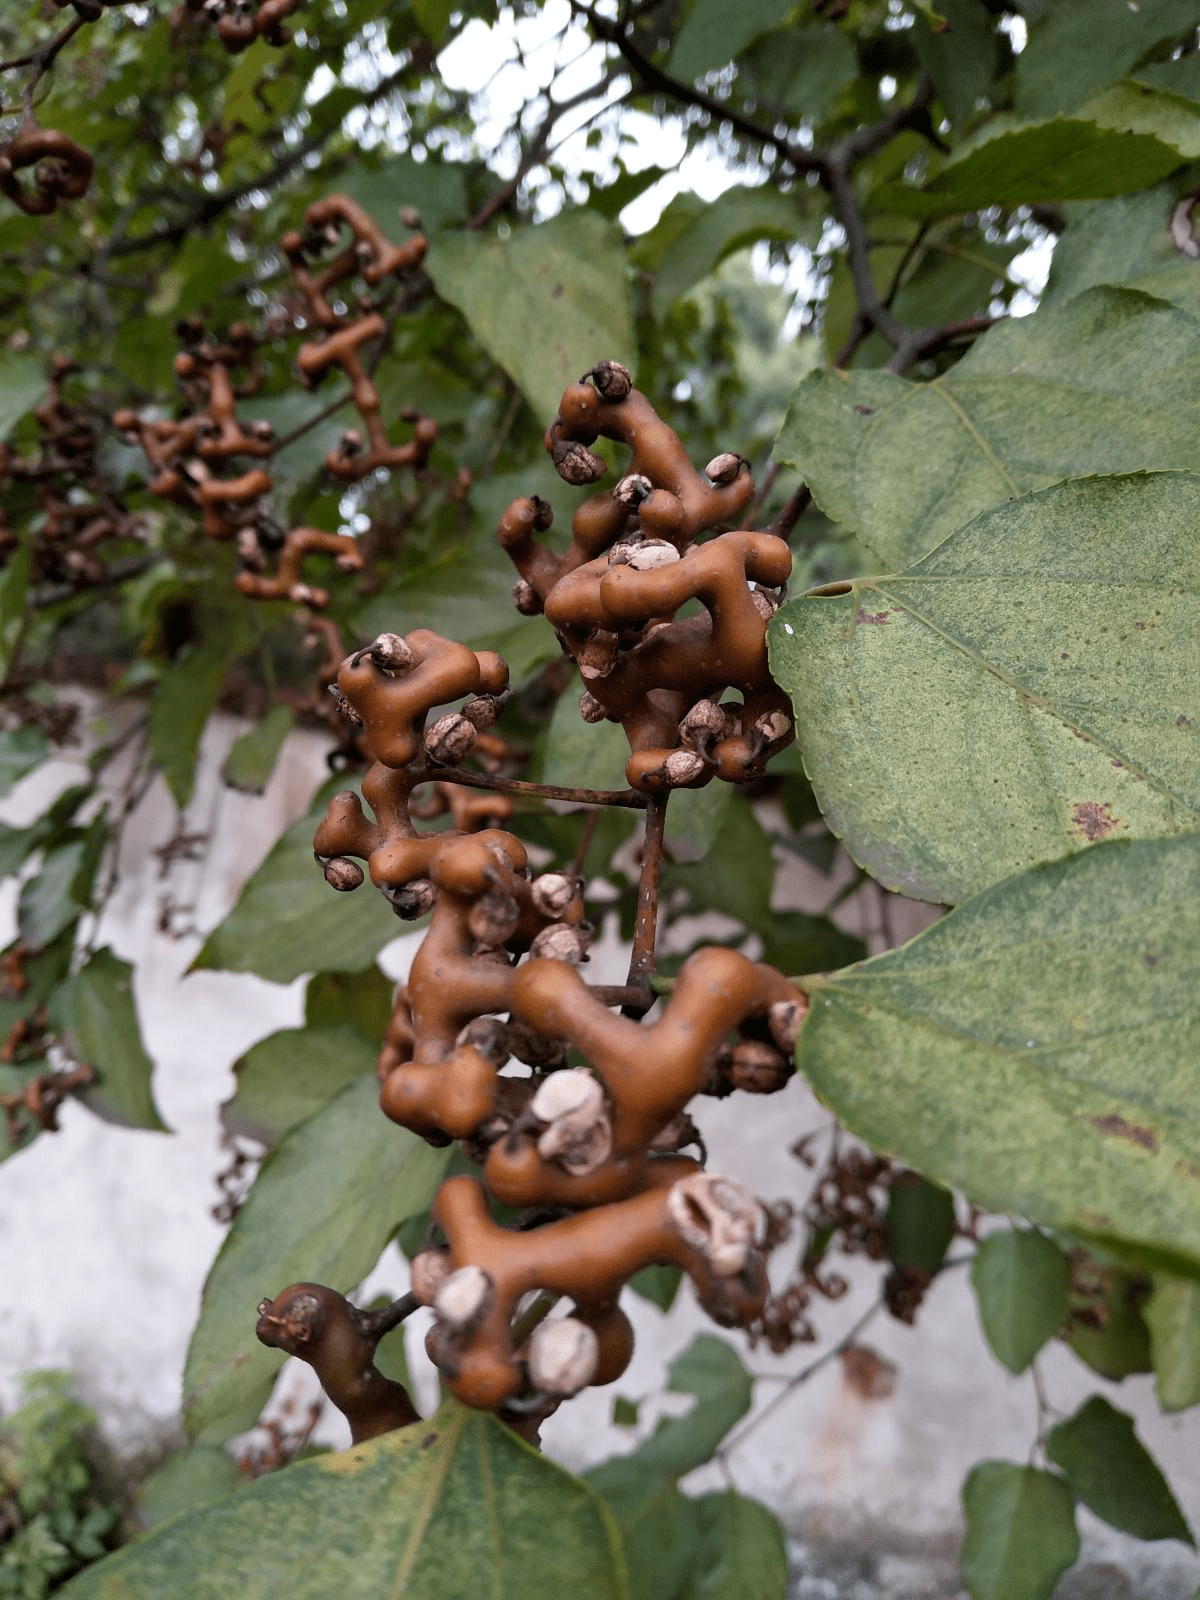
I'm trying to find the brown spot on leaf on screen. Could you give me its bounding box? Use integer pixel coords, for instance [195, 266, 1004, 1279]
[1072, 801, 1118, 841]
[841, 1343, 897, 1400]
[1142, 948, 1159, 969]
[852, 404, 876, 415]
[421, 1432, 438, 1449]
[855, 608, 891, 625]
[1176, 1158, 1200, 1182]
[1090, 1114, 1158, 1153]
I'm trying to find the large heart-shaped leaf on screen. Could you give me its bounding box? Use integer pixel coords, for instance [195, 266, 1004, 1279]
[428, 211, 635, 425]
[61, 1403, 629, 1600]
[795, 832, 1200, 1276]
[769, 472, 1200, 905]
[775, 285, 1200, 571]
[184, 1076, 448, 1441]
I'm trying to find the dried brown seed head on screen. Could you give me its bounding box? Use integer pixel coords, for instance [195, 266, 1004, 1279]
[704, 452, 746, 486]
[578, 689, 607, 724]
[410, 1250, 452, 1306]
[456, 1016, 512, 1065]
[553, 440, 607, 486]
[750, 588, 781, 622]
[370, 632, 415, 672]
[383, 878, 436, 919]
[435, 1264, 493, 1330]
[612, 472, 652, 508]
[425, 712, 477, 765]
[530, 873, 578, 920]
[529, 922, 590, 965]
[512, 578, 543, 616]
[322, 856, 365, 892]
[679, 699, 727, 752]
[754, 709, 793, 745]
[725, 1039, 792, 1095]
[768, 998, 806, 1054]
[527, 1317, 600, 1395]
[533, 1069, 612, 1176]
[626, 539, 681, 572]
[462, 691, 508, 730]
[667, 1172, 763, 1277]
[577, 630, 619, 682]
[583, 360, 633, 401]
[468, 888, 521, 950]
[662, 750, 707, 786]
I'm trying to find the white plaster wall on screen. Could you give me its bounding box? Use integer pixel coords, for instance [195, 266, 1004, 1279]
[0, 713, 1196, 1595]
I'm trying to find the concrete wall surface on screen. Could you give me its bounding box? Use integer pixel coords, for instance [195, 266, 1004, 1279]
[0, 710, 1196, 1597]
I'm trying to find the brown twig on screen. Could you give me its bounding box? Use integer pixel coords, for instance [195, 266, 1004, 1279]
[625, 791, 666, 1006]
[428, 764, 648, 809]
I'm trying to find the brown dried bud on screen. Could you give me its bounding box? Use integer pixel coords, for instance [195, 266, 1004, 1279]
[322, 856, 364, 892]
[468, 888, 521, 950]
[527, 1316, 600, 1396]
[662, 750, 707, 787]
[667, 1172, 762, 1277]
[704, 452, 746, 486]
[338, 429, 364, 457]
[383, 879, 436, 919]
[583, 360, 633, 401]
[612, 473, 652, 508]
[530, 873, 578, 920]
[751, 588, 781, 622]
[425, 712, 477, 765]
[577, 630, 618, 682]
[462, 692, 507, 730]
[768, 998, 807, 1055]
[725, 1039, 792, 1095]
[506, 1018, 568, 1071]
[529, 922, 590, 965]
[531, 1069, 611, 1176]
[553, 440, 607, 486]
[456, 1017, 512, 1065]
[236, 527, 264, 569]
[410, 1249, 452, 1306]
[369, 632, 414, 672]
[512, 578, 543, 616]
[401, 206, 423, 229]
[327, 685, 363, 725]
[754, 709, 793, 745]
[435, 1265, 493, 1330]
[679, 699, 727, 753]
[626, 539, 681, 572]
[578, 690, 607, 724]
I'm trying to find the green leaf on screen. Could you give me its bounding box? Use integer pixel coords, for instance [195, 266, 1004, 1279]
[595, 1476, 694, 1600]
[760, 911, 866, 979]
[0, 538, 31, 682]
[0, 726, 50, 797]
[134, 1442, 244, 1530]
[1066, 1263, 1152, 1381]
[184, 1076, 449, 1442]
[737, 24, 857, 119]
[427, 211, 636, 425]
[769, 473, 1200, 905]
[588, 1336, 752, 1491]
[222, 706, 294, 795]
[879, 117, 1187, 217]
[67, 948, 167, 1132]
[668, 0, 794, 80]
[1145, 1276, 1200, 1410]
[959, 1462, 1079, 1600]
[18, 835, 89, 951]
[1079, 80, 1200, 158]
[912, 0, 999, 131]
[651, 186, 811, 318]
[627, 1264, 682, 1313]
[1016, 0, 1200, 118]
[192, 779, 401, 984]
[776, 285, 1200, 571]
[679, 1491, 788, 1600]
[794, 832, 1200, 1277]
[666, 796, 775, 935]
[355, 541, 520, 648]
[221, 1024, 377, 1146]
[61, 1402, 630, 1600]
[150, 638, 236, 810]
[1042, 185, 1182, 309]
[0, 351, 46, 442]
[970, 1229, 1070, 1374]
[305, 965, 393, 1039]
[337, 152, 468, 236]
[887, 1174, 956, 1276]
[1046, 1396, 1193, 1544]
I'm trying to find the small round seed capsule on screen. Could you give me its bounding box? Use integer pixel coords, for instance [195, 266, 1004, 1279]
[435, 1265, 493, 1331]
[527, 1317, 600, 1396]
